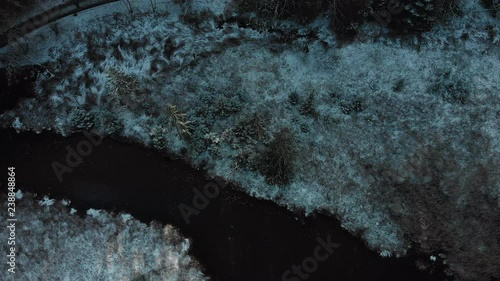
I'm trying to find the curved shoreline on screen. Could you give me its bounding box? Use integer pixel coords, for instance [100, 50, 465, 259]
[0, 128, 452, 281]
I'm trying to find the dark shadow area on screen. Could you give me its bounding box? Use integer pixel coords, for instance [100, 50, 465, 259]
[0, 0, 37, 27]
[0, 67, 38, 114]
[0, 0, 119, 48]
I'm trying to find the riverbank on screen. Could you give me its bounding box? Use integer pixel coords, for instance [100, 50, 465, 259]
[0, 128, 452, 280]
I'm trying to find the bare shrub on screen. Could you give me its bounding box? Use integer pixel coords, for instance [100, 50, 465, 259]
[259, 127, 297, 185]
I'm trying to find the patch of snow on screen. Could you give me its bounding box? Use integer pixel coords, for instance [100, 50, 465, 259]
[39, 196, 55, 206]
[15, 189, 24, 199]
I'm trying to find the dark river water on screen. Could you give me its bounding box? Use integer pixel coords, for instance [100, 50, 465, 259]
[0, 129, 452, 281]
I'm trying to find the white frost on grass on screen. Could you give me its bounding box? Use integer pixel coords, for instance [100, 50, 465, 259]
[11, 117, 24, 131]
[0, 192, 207, 281]
[15, 189, 24, 199]
[38, 196, 55, 206]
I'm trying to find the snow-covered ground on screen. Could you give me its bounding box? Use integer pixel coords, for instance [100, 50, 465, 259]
[0, 190, 207, 280]
[0, 0, 499, 280]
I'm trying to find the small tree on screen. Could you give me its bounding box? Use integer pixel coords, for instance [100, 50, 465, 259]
[165, 104, 192, 139]
[259, 128, 297, 185]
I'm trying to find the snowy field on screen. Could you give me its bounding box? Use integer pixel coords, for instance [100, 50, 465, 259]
[0, 0, 499, 280]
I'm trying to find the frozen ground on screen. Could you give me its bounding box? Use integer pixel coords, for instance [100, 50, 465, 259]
[0, 0, 499, 280]
[0, 190, 206, 281]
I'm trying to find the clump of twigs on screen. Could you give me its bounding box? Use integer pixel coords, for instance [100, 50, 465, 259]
[165, 104, 193, 138]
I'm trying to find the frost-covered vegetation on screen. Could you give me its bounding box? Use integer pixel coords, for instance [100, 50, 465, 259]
[0, 0, 499, 280]
[0, 191, 206, 280]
